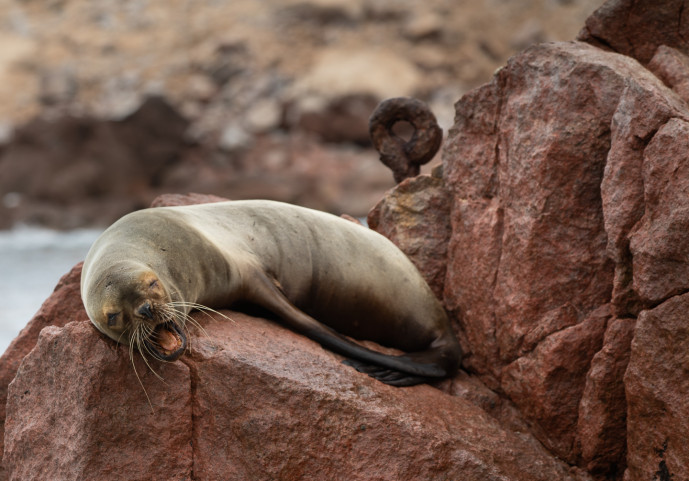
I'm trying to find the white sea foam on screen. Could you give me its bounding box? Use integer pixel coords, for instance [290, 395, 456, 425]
[0, 226, 102, 355]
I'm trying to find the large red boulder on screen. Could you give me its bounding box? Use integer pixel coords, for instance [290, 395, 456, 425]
[1, 274, 590, 481]
[4, 321, 192, 481]
[369, 1, 689, 479]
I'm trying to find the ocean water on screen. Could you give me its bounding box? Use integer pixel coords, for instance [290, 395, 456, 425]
[0, 226, 102, 355]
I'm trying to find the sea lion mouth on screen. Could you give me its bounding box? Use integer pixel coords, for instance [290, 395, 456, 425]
[144, 321, 187, 361]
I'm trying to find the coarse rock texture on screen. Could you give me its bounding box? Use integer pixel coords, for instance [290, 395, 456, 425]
[576, 317, 635, 478]
[367, 165, 451, 299]
[0, 264, 86, 481]
[4, 322, 192, 481]
[0, 0, 602, 229]
[577, 0, 689, 65]
[368, 1, 689, 479]
[624, 293, 689, 481]
[0, 259, 591, 481]
[6, 1, 689, 480]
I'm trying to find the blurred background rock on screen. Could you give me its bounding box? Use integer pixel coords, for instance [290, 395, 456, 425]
[0, 0, 601, 229]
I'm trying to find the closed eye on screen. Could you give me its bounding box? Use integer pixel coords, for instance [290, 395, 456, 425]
[107, 312, 120, 327]
[149, 280, 158, 289]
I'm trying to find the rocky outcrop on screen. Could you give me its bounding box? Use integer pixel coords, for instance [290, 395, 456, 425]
[0, 96, 189, 228]
[5, 1, 689, 480]
[3, 314, 591, 481]
[0, 194, 591, 480]
[368, 1, 689, 479]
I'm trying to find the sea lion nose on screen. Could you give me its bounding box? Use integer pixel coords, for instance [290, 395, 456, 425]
[138, 302, 153, 319]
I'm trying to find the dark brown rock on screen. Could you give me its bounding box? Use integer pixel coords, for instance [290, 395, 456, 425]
[289, 93, 380, 145]
[0, 96, 189, 228]
[625, 293, 689, 481]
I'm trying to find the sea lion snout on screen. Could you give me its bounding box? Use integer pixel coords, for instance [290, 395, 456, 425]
[138, 302, 154, 320]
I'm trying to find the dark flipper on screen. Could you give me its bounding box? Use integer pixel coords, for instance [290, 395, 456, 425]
[246, 270, 457, 382]
[342, 359, 428, 386]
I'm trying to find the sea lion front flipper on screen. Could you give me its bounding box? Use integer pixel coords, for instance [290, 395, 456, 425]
[244, 269, 448, 380]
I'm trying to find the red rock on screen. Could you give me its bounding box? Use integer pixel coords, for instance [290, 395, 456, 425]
[367, 168, 451, 298]
[629, 118, 689, 304]
[442, 41, 632, 455]
[576, 317, 635, 478]
[578, 0, 689, 65]
[444, 42, 627, 378]
[184, 313, 593, 481]
[3, 310, 593, 481]
[438, 37, 689, 465]
[444, 195, 503, 381]
[3, 322, 192, 481]
[0, 263, 86, 481]
[0, 264, 593, 481]
[600, 73, 687, 316]
[647, 45, 689, 103]
[500, 306, 609, 462]
[625, 293, 689, 481]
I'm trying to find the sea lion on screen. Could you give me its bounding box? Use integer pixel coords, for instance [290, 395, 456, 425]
[81, 200, 462, 386]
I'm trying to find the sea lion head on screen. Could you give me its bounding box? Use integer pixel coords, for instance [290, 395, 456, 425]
[82, 261, 188, 361]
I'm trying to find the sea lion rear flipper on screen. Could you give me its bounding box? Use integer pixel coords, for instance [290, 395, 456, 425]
[245, 270, 450, 381]
[341, 359, 428, 386]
